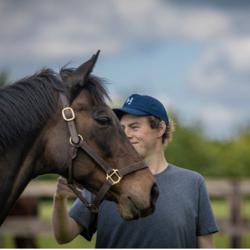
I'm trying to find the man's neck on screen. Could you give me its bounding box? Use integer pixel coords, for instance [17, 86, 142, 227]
[144, 150, 168, 175]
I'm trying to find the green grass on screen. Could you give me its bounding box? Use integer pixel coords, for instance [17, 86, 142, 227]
[212, 198, 250, 248]
[1, 199, 95, 248]
[2, 199, 250, 248]
[2, 235, 95, 248]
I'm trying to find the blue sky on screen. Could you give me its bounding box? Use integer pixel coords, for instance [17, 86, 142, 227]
[1, 0, 250, 139]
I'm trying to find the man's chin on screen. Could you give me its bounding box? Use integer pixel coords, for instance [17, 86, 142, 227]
[135, 148, 146, 159]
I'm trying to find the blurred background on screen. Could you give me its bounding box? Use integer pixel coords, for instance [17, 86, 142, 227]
[0, 0, 250, 248]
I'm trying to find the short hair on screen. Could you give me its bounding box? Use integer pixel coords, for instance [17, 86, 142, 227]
[147, 116, 175, 144]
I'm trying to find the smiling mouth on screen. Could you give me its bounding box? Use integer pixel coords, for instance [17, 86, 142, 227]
[130, 141, 139, 145]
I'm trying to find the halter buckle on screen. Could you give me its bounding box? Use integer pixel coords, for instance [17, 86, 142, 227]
[106, 169, 122, 185]
[62, 107, 75, 121]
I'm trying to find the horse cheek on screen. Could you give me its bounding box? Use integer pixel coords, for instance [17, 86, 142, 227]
[43, 129, 68, 168]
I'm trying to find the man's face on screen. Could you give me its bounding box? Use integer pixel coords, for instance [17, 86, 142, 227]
[120, 114, 159, 159]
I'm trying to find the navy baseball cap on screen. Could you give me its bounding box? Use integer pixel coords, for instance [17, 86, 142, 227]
[113, 94, 169, 124]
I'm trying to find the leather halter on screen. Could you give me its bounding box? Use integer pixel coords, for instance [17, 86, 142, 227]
[59, 92, 148, 212]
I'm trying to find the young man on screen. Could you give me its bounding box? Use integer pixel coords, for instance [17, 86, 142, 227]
[52, 94, 218, 248]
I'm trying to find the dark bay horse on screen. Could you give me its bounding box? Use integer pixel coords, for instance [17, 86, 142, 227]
[0, 52, 158, 225]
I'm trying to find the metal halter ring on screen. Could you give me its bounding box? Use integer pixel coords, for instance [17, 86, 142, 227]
[69, 134, 84, 145]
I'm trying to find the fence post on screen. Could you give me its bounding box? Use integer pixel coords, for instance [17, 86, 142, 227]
[0, 236, 3, 247]
[229, 180, 241, 248]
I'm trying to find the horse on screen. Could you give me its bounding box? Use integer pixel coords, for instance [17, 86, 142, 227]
[0, 51, 159, 226]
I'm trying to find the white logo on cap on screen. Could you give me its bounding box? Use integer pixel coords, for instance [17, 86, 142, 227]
[126, 97, 133, 105]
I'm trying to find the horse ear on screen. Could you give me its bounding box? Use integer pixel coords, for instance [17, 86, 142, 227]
[75, 50, 100, 85]
[60, 50, 100, 88]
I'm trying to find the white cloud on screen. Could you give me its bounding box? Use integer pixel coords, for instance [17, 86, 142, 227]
[188, 36, 250, 95]
[1, 0, 250, 139]
[200, 104, 235, 125]
[189, 62, 227, 93]
[198, 104, 239, 138]
[0, 0, 232, 61]
[112, 1, 230, 41]
[223, 38, 250, 71]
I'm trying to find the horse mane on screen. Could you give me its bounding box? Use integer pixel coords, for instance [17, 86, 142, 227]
[0, 67, 110, 154]
[82, 75, 110, 105]
[0, 69, 62, 154]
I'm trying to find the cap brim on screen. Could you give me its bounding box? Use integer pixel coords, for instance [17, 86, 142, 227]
[113, 107, 148, 119]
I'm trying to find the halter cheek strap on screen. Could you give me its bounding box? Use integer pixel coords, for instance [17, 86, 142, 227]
[59, 92, 148, 212]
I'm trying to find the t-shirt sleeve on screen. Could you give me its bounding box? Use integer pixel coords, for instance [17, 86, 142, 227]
[69, 191, 97, 241]
[197, 178, 219, 236]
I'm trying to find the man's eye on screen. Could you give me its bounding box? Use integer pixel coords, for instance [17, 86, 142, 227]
[131, 126, 138, 130]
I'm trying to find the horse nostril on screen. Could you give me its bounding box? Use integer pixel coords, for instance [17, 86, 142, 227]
[151, 183, 159, 205]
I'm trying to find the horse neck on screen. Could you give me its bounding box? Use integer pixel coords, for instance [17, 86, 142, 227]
[0, 141, 38, 225]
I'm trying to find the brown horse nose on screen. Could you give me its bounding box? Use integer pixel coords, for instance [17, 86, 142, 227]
[139, 183, 159, 218]
[151, 183, 159, 206]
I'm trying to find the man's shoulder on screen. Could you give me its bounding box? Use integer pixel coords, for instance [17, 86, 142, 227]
[168, 164, 205, 183]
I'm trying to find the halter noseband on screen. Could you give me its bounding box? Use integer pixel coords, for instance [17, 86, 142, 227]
[59, 92, 148, 212]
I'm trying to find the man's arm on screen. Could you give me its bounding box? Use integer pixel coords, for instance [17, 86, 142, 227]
[197, 178, 218, 248]
[51, 177, 83, 244]
[198, 234, 215, 248]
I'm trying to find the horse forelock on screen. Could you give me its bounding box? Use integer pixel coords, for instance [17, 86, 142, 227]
[82, 75, 111, 105]
[60, 67, 111, 105]
[0, 69, 62, 154]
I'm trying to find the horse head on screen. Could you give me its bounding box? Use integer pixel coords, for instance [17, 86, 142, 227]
[0, 52, 158, 224]
[40, 51, 159, 220]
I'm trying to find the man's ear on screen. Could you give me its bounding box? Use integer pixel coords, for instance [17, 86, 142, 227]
[157, 121, 167, 138]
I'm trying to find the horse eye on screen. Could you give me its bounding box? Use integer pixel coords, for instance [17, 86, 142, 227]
[95, 116, 111, 126]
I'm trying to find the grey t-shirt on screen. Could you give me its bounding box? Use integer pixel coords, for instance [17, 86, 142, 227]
[69, 164, 218, 248]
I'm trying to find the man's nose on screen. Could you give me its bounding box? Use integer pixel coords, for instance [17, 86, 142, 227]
[124, 128, 133, 138]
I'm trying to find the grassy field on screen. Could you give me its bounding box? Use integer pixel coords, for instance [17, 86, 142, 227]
[2, 199, 250, 248]
[1, 199, 95, 248]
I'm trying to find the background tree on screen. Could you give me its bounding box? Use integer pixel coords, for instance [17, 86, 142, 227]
[0, 70, 9, 87]
[166, 114, 250, 178]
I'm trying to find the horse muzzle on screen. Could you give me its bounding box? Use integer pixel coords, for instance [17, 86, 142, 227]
[117, 182, 159, 220]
